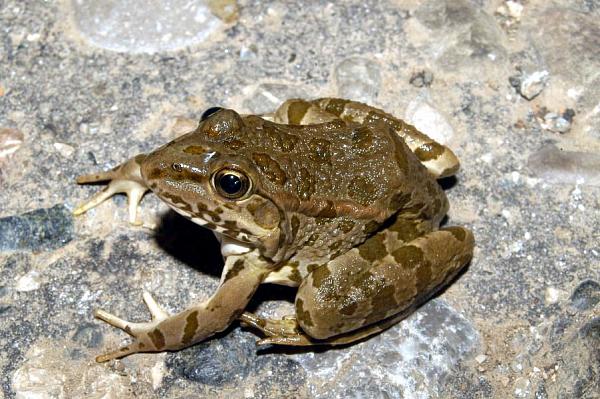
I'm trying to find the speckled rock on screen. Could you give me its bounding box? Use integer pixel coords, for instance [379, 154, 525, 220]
[1, 0, 599, 398]
[0, 205, 73, 252]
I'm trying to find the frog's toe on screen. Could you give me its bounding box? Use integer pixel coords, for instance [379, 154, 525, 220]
[142, 291, 169, 321]
[95, 341, 147, 363]
[257, 335, 315, 346]
[73, 186, 117, 216]
[240, 312, 306, 342]
[75, 170, 116, 184]
[93, 292, 172, 362]
[74, 178, 147, 224]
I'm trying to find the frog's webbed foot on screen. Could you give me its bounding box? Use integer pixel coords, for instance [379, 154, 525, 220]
[74, 155, 148, 225]
[94, 291, 170, 362]
[240, 312, 317, 346]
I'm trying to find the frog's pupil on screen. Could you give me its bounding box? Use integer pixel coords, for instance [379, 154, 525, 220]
[219, 174, 242, 194]
[201, 107, 223, 121]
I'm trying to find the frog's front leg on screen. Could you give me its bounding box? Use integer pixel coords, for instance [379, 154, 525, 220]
[94, 250, 268, 362]
[74, 154, 148, 224]
[242, 226, 474, 346]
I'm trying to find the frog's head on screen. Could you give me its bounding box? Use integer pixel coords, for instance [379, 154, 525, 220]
[141, 108, 282, 256]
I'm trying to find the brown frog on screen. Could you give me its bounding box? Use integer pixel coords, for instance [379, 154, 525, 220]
[74, 98, 474, 362]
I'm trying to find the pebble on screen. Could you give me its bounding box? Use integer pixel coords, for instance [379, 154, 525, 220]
[0, 205, 74, 252]
[53, 142, 75, 158]
[527, 144, 600, 186]
[513, 377, 531, 398]
[510, 70, 549, 100]
[544, 286, 561, 305]
[71, 0, 221, 53]
[243, 83, 304, 114]
[207, 0, 239, 23]
[409, 69, 434, 87]
[540, 109, 575, 133]
[12, 350, 67, 399]
[570, 279, 600, 311]
[496, 1, 524, 20]
[405, 100, 455, 144]
[335, 57, 381, 103]
[15, 270, 42, 292]
[0, 127, 23, 160]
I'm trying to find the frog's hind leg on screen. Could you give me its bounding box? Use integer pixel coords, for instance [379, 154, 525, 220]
[272, 99, 340, 125]
[310, 98, 460, 178]
[242, 226, 474, 346]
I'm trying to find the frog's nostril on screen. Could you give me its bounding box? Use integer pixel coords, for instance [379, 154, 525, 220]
[172, 163, 183, 172]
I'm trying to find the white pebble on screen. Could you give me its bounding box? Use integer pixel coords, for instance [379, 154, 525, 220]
[544, 287, 561, 304]
[16, 270, 42, 292]
[53, 142, 75, 158]
[405, 100, 455, 144]
[335, 57, 381, 104]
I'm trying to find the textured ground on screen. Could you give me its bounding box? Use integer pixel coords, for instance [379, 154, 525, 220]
[0, 0, 599, 398]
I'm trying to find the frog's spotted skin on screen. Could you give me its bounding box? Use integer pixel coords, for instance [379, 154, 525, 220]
[74, 98, 473, 361]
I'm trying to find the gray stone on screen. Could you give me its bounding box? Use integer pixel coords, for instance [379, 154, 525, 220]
[293, 300, 480, 398]
[70, 0, 222, 53]
[511, 70, 549, 100]
[243, 83, 306, 115]
[335, 57, 381, 103]
[570, 280, 600, 311]
[0, 205, 73, 252]
[527, 144, 600, 186]
[410, 69, 434, 88]
[166, 328, 255, 386]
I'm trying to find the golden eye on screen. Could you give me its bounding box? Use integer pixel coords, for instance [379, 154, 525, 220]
[212, 168, 251, 199]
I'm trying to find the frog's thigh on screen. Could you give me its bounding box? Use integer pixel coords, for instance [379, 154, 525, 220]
[263, 264, 302, 287]
[273, 99, 340, 125]
[296, 227, 474, 340]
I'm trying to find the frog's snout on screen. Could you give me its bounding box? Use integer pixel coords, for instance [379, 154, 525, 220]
[140, 151, 169, 183]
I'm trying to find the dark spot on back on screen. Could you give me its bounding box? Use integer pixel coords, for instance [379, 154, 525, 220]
[296, 167, 315, 200]
[347, 175, 377, 205]
[365, 284, 399, 325]
[183, 145, 206, 154]
[391, 245, 425, 269]
[311, 265, 331, 288]
[415, 142, 445, 162]
[358, 234, 387, 262]
[252, 153, 287, 185]
[308, 138, 332, 164]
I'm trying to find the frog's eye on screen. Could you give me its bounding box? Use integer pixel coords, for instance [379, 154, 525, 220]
[212, 168, 251, 200]
[201, 107, 223, 121]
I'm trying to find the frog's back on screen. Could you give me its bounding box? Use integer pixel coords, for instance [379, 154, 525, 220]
[237, 115, 435, 223]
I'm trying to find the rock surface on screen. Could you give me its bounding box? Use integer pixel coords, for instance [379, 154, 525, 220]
[1, 0, 598, 398]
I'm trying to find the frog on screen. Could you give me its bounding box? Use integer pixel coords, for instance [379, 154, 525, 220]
[74, 98, 474, 362]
